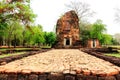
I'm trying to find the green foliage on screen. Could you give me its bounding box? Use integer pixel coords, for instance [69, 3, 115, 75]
[31, 26, 45, 45]
[24, 25, 45, 46]
[111, 38, 119, 45]
[113, 33, 120, 45]
[23, 26, 56, 47]
[90, 19, 106, 40]
[0, 0, 36, 31]
[100, 34, 113, 45]
[80, 19, 116, 45]
[80, 21, 92, 45]
[43, 32, 56, 45]
[0, 0, 36, 47]
[24, 28, 32, 45]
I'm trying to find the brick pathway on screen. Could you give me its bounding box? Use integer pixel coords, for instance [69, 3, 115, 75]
[0, 49, 120, 76]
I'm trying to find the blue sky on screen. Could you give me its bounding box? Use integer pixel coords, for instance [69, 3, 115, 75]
[30, 0, 120, 35]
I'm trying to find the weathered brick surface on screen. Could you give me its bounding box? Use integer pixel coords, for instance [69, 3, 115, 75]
[0, 49, 50, 65]
[115, 74, 120, 80]
[21, 69, 31, 74]
[38, 74, 47, 80]
[98, 76, 116, 80]
[82, 69, 91, 76]
[55, 10, 80, 48]
[7, 74, 17, 80]
[81, 48, 120, 67]
[28, 74, 38, 80]
[48, 73, 64, 80]
[0, 74, 8, 80]
[0, 73, 120, 80]
[77, 74, 97, 80]
[65, 75, 75, 80]
[17, 74, 28, 80]
[0, 49, 120, 80]
[87, 39, 100, 48]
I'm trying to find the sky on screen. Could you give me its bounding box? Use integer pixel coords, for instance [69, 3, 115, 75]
[30, 0, 120, 35]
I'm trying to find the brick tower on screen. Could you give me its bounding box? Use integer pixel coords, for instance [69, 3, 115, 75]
[55, 10, 81, 48]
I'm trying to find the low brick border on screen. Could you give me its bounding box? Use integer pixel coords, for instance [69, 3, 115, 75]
[81, 48, 120, 67]
[0, 49, 50, 65]
[0, 72, 120, 80]
[0, 48, 41, 55]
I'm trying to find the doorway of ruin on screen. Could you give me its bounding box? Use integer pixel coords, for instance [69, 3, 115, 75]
[92, 39, 96, 48]
[66, 39, 70, 45]
[64, 38, 72, 46]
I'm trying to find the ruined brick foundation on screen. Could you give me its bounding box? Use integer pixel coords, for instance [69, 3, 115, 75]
[0, 72, 120, 80]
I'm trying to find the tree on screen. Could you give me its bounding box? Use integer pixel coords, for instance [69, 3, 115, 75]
[65, 1, 94, 21]
[3, 20, 23, 47]
[24, 28, 32, 46]
[11, 21, 23, 47]
[31, 25, 45, 46]
[65, 1, 95, 46]
[80, 21, 92, 45]
[0, 0, 36, 47]
[0, 16, 7, 46]
[0, 0, 36, 25]
[24, 25, 45, 47]
[90, 19, 106, 42]
[111, 38, 119, 45]
[113, 33, 120, 44]
[101, 34, 113, 45]
[79, 19, 115, 46]
[43, 32, 56, 46]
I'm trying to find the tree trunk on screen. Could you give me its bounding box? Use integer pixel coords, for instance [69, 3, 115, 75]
[7, 34, 11, 48]
[14, 34, 16, 48]
[0, 36, 3, 46]
[8, 38, 10, 48]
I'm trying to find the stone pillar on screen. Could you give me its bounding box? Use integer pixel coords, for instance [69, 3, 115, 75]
[70, 38, 72, 46]
[64, 38, 66, 46]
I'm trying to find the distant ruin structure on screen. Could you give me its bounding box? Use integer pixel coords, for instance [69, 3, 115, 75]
[87, 38, 100, 48]
[55, 10, 81, 48]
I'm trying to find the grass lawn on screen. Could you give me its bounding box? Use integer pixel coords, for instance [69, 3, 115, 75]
[105, 45, 120, 49]
[0, 52, 26, 58]
[0, 48, 41, 52]
[15, 48, 41, 50]
[0, 48, 7, 51]
[118, 50, 120, 52]
[105, 53, 120, 58]
[41, 46, 51, 49]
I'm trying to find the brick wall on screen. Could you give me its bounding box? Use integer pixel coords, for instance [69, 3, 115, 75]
[0, 72, 120, 80]
[87, 39, 100, 48]
[55, 10, 80, 48]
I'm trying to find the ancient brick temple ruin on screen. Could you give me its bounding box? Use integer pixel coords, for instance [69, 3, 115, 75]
[55, 10, 81, 48]
[87, 38, 100, 48]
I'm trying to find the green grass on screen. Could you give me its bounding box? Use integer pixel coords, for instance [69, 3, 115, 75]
[105, 53, 120, 58]
[104, 45, 120, 49]
[0, 48, 41, 51]
[103, 45, 120, 58]
[15, 48, 37, 50]
[40, 46, 51, 49]
[0, 48, 7, 51]
[0, 52, 26, 58]
[118, 50, 120, 53]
